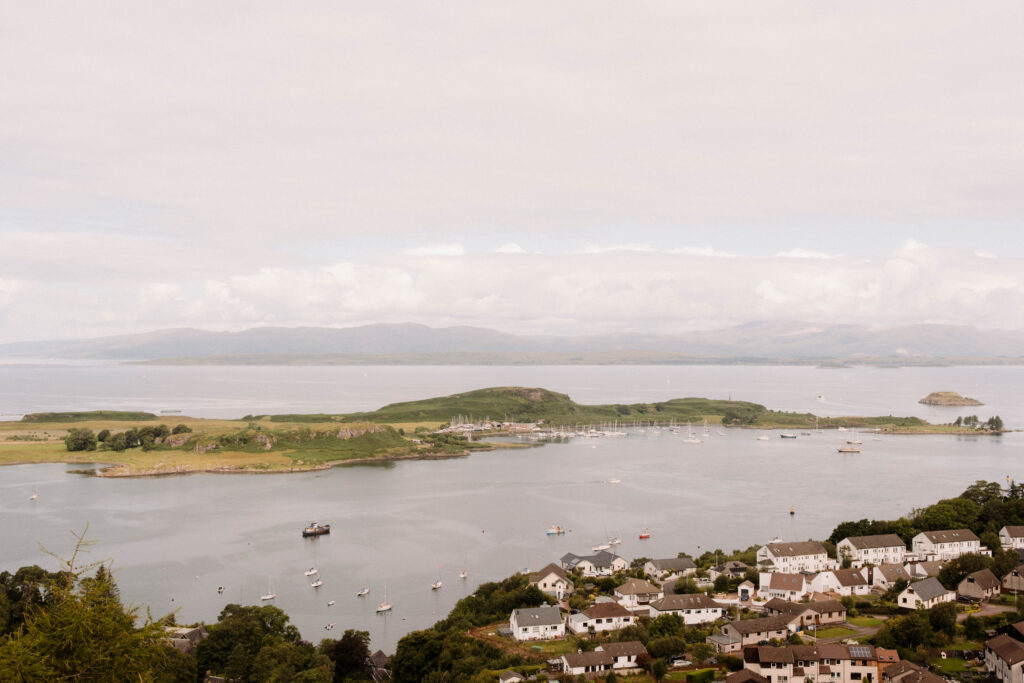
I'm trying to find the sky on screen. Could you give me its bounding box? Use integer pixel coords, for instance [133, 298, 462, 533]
[2, 1, 1024, 342]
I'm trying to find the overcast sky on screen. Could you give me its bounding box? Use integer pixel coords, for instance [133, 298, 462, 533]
[2, 2, 1023, 342]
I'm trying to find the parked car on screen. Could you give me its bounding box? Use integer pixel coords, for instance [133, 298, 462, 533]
[670, 657, 692, 667]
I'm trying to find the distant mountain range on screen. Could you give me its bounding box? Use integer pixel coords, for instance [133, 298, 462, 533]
[1, 322, 1022, 364]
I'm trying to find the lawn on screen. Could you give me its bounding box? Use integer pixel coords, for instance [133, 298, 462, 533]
[848, 616, 884, 628]
[812, 626, 857, 639]
[931, 657, 972, 674]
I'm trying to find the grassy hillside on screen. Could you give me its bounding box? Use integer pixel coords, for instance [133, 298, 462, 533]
[21, 410, 158, 422]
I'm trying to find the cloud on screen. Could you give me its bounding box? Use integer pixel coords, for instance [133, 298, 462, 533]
[493, 243, 526, 254]
[403, 244, 465, 257]
[777, 249, 837, 259]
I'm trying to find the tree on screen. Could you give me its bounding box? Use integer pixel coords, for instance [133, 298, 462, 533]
[649, 613, 685, 639]
[690, 642, 716, 664]
[928, 602, 957, 638]
[674, 578, 700, 594]
[327, 629, 373, 681]
[63, 428, 97, 452]
[938, 553, 993, 589]
[171, 424, 192, 434]
[195, 603, 303, 680]
[651, 659, 669, 681]
[97, 429, 110, 442]
[0, 529, 175, 679]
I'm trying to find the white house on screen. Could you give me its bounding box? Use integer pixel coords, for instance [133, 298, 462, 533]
[567, 602, 636, 634]
[837, 534, 907, 567]
[645, 557, 698, 580]
[509, 605, 565, 641]
[1001, 527, 1024, 551]
[597, 641, 648, 670]
[614, 578, 663, 611]
[764, 597, 846, 627]
[561, 551, 628, 577]
[809, 568, 871, 596]
[911, 529, 988, 561]
[742, 644, 881, 683]
[709, 561, 751, 582]
[648, 593, 725, 624]
[757, 540, 834, 573]
[528, 563, 574, 600]
[758, 572, 809, 601]
[898, 577, 955, 610]
[985, 632, 1024, 683]
[559, 651, 614, 676]
[870, 563, 911, 589]
[719, 614, 796, 649]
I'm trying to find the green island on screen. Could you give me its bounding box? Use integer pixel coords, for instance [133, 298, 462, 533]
[919, 391, 984, 406]
[4, 480, 1024, 681]
[0, 387, 1004, 477]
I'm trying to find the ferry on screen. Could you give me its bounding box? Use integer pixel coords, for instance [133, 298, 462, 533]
[302, 521, 331, 537]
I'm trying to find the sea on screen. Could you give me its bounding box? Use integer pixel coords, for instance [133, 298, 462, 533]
[1, 362, 1022, 652]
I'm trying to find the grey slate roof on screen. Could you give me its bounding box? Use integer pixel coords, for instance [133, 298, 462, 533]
[843, 534, 907, 550]
[598, 640, 648, 657]
[512, 605, 563, 627]
[649, 557, 697, 572]
[768, 573, 806, 591]
[728, 614, 795, 635]
[763, 541, 827, 557]
[906, 577, 952, 602]
[651, 593, 722, 611]
[919, 529, 979, 544]
[877, 564, 910, 582]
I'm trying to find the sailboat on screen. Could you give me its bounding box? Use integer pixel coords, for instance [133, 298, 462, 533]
[304, 567, 318, 577]
[28, 487, 38, 501]
[431, 566, 443, 590]
[376, 585, 392, 613]
[310, 578, 324, 588]
[459, 569, 468, 579]
[683, 422, 702, 444]
[260, 580, 276, 601]
[356, 587, 369, 596]
[757, 432, 770, 441]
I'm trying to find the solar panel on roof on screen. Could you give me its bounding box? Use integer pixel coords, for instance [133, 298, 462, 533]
[849, 646, 872, 659]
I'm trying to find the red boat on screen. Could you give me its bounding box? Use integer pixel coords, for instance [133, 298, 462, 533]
[302, 521, 331, 537]
[638, 528, 651, 540]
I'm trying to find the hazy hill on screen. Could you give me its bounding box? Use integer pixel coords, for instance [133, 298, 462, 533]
[0, 321, 1022, 362]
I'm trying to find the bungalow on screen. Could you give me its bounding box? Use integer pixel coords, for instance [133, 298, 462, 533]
[720, 614, 796, 648]
[898, 578, 955, 610]
[837, 534, 908, 568]
[764, 598, 847, 628]
[870, 563, 911, 590]
[529, 563, 575, 599]
[1004, 565, 1024, 595]
[559, 650, 614, 676]
[1001, 527, 1024, 551]
[958, 568, 1001, 603]
[809, 568, 871, 596]
[615, 577, 663, 612]
[742, 643, 880, 683]
[758, 572, 809, 601]
[710, 561, 752, 582]
[648, 593, 725, 624]
[883, 660, 946, 683]
[596, 641, 648, 670]
[509, 605, 565, 641]
[645, 557, 698, 580]
[911, 529, 988, 561]
[757, 540, 834, 573]
[497, 672, 524, 683]
[561, 550, 628, 577]
[986, 633, 1024, 683]
[567, 602, 636, 635]
[738, 580, 756, 602]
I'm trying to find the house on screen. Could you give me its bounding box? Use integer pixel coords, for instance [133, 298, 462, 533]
[509, 605, 565, 641]
[529, 563, 575, 599]
[497, 672, 524, 683]
[708, 631, 744, 654]
[710, 561, 751, 582]
[567, 602, 636, 634]
[958, 568, 1001, 602]
[764, 598, 846, 628]
[757, 540, 834, 573]
[645, 557, 698, 579]
[905, 561, 943, 579]
[615, 577, 663, 611]
[559, 650, 614, 676]
[809, 568, 871, 596]
[165, 625, 207, 654]
[883, 660, 946, 683]
[911, 529, 988, 561]
[875, 648, 900, 681]
[738, 580, 756, 602]
[726, 671, 769, 683]
[719, 614, 796, 649]
[648, 593, 725, 624]
[1003, 566, 1024, 594]
[870, 563, 911, 590]
[561, 551, 628, 577]
[985, 633, 1024, 683]
[1001, 527, 1024, 550]
[596, 641, 648, 670]
[837, 534, 908, 568]
[742, 643, 881, 683]
[758, 572, 809, 601]
[898, 577, 955, 610]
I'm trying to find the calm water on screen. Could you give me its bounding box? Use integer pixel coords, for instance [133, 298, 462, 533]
[1, 363, 1022, 651]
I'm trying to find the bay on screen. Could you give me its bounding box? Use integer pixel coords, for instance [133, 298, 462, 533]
[1, 363, 1022, 652]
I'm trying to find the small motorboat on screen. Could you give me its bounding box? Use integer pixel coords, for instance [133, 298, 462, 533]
[607, 536, 622, 546]
[459, 570, 468, 579]
[260, 592, 276, 601]
[217, 586, 224, 594]
[431, 580, 442, 590]
[592, 543, 611, 552]
[356, 587, 369, 597]
[638, 527, 651, 540]
[304, 568, 319, 576]
[327, 600, 336, 606]
[310, 579, 324, 588]
[780, 433, 797, 439]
